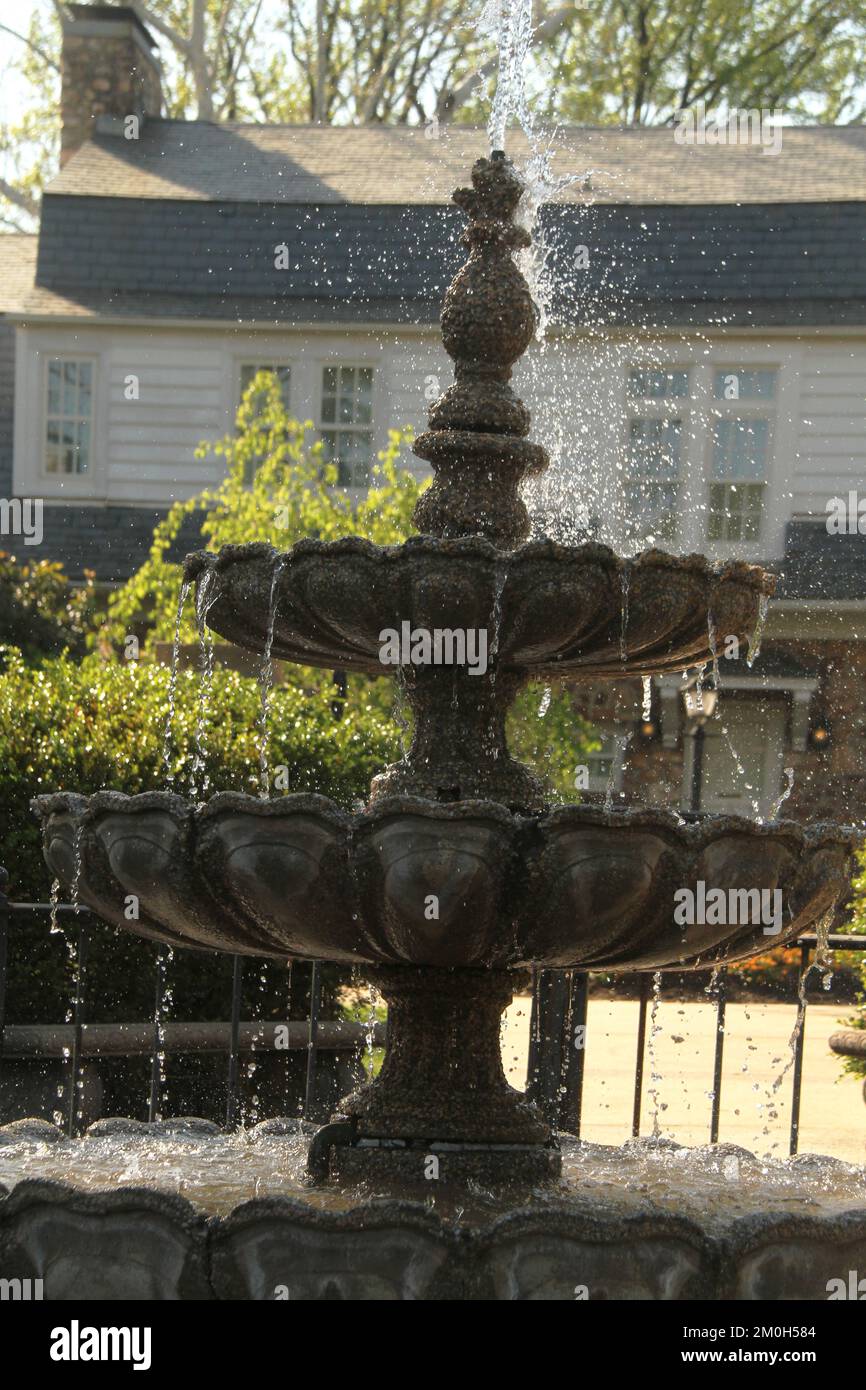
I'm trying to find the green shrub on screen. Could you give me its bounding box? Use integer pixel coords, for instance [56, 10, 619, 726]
[0, 551, 96, 660]
[0, 646, 401, 1025]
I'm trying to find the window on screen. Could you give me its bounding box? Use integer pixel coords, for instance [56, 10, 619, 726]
[627, 368, 688, 400]
[625, 369, 688, 544]
[45, 359, 92, 475]
[239, 363, 291, 412]
[237, 365, 292, 484]
[707, 369, 776, 542]
[320, 365, 374, 487]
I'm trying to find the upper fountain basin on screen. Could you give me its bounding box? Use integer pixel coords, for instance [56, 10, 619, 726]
[184, 538, 774, 678]
[33, 792, 854, 972]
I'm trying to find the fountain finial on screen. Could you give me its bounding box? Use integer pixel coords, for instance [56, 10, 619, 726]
[413, 152, 548, 548]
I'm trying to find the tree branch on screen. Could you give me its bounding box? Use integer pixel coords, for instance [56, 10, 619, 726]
[0, 177, 39, 218]
[0, 22, 60, 71]
[438, 2, 576, 120]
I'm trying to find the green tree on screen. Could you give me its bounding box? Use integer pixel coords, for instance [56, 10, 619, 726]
[545, 0, 866, 125]
[103, 371, 423, 650]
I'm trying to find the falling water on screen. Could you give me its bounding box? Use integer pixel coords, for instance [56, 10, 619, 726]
[770, 767, 795, 821]
[49, 877, 62, 934]
[759, 911, 838, 1146]
[365, 982, 381, 1079]
[647, 971, 666, 1138]
[189, 570, 218, 800]
[641, 676, 652, 721]
[603, 730, 632, 812]
[163, 578, 191, 787]
[70, 820, 84, 915]
[258, 557, 285, 798]
[707, 610, 721, 713]
[489, 562, 507, 667]
[719, 724, 760, 818]
[619, 563, 631, 664]
[393, 665, 410, 762]
[538, 685, 552, 718]
[746, 594, 770, 668]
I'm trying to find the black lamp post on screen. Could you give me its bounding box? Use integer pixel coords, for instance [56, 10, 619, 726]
[682, 687, 718, 813]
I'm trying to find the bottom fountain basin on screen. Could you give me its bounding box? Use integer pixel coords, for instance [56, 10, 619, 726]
[2, 1121, 865, 1300]
[33, 792, 857, 971]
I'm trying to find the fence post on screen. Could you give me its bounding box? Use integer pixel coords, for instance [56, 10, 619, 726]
[559, 972, 589, 1136]
[67, 915, 89, 1138]
[148, 947, 166, 1124]
[789, 941, 812, 1156]
[632, 974, 652, 1137]
[303, 961, 322, 1119]
[526, 969, 571, 1127]
[709, 969, 727, 1144]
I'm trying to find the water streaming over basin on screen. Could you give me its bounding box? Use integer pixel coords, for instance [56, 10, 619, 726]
[1, 1127, 864, 1226]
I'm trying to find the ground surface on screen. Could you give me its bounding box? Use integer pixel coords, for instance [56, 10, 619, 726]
[502, 997, 866, 1164]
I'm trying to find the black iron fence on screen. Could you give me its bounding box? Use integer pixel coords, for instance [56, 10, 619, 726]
[0, 870, 862, 1151]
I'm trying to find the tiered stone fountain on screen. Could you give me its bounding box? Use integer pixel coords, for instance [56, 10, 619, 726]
[21, 153, 864, 1298]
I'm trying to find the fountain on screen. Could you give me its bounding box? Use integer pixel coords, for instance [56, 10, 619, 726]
[14, 151, 864, 1299]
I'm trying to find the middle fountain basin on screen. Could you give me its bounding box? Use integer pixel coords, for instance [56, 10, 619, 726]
[35, 791, 856, 971]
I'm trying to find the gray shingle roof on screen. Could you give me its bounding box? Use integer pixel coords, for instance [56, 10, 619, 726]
[46, 121, 866, 206]
[18, 195, 866, 328]
[0, 234, 38, 315]
[776, 522, 866, 602]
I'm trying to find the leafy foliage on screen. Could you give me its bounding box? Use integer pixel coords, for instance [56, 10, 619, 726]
[0, 644, 401, 1022]
[841, 843, 866, 1078]
[0, 551, 95, 661]
[102, 372, 422, 650]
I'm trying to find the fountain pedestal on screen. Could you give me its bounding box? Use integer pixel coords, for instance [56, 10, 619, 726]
[322, 966, 561, 1186]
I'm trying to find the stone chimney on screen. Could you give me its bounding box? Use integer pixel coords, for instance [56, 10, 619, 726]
[60, 4, 163, 167]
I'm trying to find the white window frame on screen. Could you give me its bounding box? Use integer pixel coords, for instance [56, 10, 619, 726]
[622, 366, 692, 548]
[621, 351, 791, 561]
[704, 366, 777, 547]
[317, 361, 377, 490]
[39, 353, 99, 496]
[235, 360, 293, 414]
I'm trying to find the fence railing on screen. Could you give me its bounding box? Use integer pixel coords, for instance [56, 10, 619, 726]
[1, 870, 862, 1151]
[525, 938, 866, 1155]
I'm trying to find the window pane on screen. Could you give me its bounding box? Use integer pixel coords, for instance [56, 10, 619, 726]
[626, 417, 681, 541]
[628, 368, 688, 399]
[47, 362, 62, 414]
[712, 418, 769, 481]
[356, 369, 373, 424]
[320, 430, 336, 461]
[708, 481, 764, 541]
[240, 364, 291, 410]
[714, 368, 776, 401]
[321, 395, 336, 424]
[78, 366, 92, 412]
[628, 418, 681, 479]
[45, 358, 94, 476]
[78, 420, 91, 472]
[323, 366, 337, 394]
[63, 361, 78, 415]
